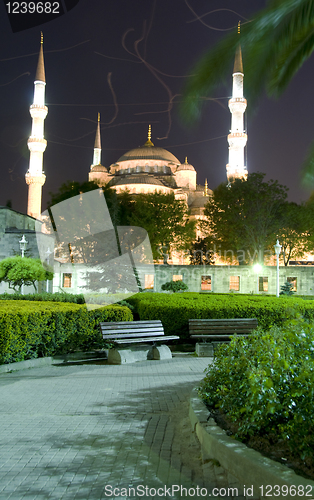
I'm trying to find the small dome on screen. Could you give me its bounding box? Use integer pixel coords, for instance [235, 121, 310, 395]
[177, 163, 195, 172]
[177, 157, 195, 172]
[90, 164, 108, 172]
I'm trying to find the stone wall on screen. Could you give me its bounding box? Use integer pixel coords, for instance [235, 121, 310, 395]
[153, 265, 314, 295]
[51, 263, 314, 297]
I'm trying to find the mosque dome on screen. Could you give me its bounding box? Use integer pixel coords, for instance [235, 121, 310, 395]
[117, 146, 180, 164]
[116, 125, 180, 165]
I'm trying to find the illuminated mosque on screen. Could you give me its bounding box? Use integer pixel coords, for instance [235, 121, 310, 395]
[25, 36, 248, 222]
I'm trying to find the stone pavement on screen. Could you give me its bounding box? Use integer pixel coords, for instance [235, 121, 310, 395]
[0, 355, 238, 500]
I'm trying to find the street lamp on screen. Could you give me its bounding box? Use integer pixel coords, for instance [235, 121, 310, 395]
[19, 235, 28, 295]
[274, 239, 282, 297]
[19, 235, 28, 258]
[45, 248, 52, 292]
[253, 263, 262, 294]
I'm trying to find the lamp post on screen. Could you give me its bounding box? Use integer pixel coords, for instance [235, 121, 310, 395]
[19, 235, 28, 295]
[274, 239, 282, 297]
[253, 263, 262, 294]
[45, 248, 52, 292]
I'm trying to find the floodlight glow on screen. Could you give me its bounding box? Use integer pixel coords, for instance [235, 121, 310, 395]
[253, 263, 262, 273]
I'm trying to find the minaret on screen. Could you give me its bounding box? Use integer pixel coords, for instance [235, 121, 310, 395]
[25, 32, 47, 219]
[226, 23, 248, 182]
[92, 113, 101, 166]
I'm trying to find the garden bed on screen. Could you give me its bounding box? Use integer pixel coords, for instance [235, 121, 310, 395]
[210, 408, 314, 480]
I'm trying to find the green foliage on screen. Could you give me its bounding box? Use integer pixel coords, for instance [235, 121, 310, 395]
[0, 256, 53, 293]
[126, 292, 314, 339]
[0, 292, 85, 303]
[161, 280, 189, 292]
[199, 316, 314, 460]
[189, 236, 215, 265]
[125, 192, 196, 261]
[276, 202, 311, 265]
[280, 281, 295, 296]
[0, 301, 132, 364]
[48, 182, 195, 264]
[202, 173, 288, 264]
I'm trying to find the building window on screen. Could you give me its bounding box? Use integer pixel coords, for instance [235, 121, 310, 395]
[201, 275, 211, 291]
[173, 275, 183, 282]
[287, 276, 297, 291]
[62, 273, 72, 288]
[144, 274, 154, 289]
[229, 276, 240, 291]
[259, 276, 268, 292]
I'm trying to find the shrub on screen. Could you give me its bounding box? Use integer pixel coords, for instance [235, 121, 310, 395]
[199, 316, 314, 460]
[0, 292, 86, 303]
[0, 301, 132, 364]
[280, 281, 295, 296]
[126, 292, 314, 339]
[161, 280, 189, 292]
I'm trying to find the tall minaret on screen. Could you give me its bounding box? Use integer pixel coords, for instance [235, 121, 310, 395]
[25, 32, 47, 219]
[226, 24, 248, 182]
[92, 113, 101, 166]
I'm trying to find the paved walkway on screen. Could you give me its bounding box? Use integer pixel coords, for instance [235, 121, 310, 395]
[0, 356, 237, 500]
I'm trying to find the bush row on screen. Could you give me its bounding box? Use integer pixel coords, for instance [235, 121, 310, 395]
[0, 301, 132, 364]
[127, 293, 314, 339]
[199, 317, 314, 462]
[0, 292, 137, 309]
[0, 292, 85, 303]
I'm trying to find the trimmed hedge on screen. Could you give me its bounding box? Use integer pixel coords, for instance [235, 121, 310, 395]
[0, 301, 132, 364]
[0, 292, 85, 303]
[126, 293, 314, 339]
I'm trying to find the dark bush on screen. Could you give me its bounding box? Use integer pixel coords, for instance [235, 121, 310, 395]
[199, 316, 314, 460]
[161, 280, 189, 292]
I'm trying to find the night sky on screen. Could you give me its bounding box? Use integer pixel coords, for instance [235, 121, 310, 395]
[0, 0, 313, 215]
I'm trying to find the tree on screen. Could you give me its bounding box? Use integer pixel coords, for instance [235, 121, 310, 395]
[125, 192, 196, 261]
[280, 281, 295, 295]
[202, 173, 288, 264]
[0, 256, 53, 293]
[161, 280, 189, 292]
[276, 201, 310, 265]
[183, 0, 314, 182]
[189, 236, 215, 265]
[47, 183, 196, 264]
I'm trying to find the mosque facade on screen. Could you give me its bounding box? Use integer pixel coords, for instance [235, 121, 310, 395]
[88, 123, 211, 223]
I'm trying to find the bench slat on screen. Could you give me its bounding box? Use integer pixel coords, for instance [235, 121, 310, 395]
[100, 320, 179, 346]
[191, 334, 249, 340]
[103, 331, 165, 339]
[114, 335, 179, 344]
[189, 318, 257, 343]
[100, 320, 162, 329]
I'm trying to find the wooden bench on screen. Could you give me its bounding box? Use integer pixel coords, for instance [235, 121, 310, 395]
[189, 318, 258, 357]
[100, 320, 179, 364]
